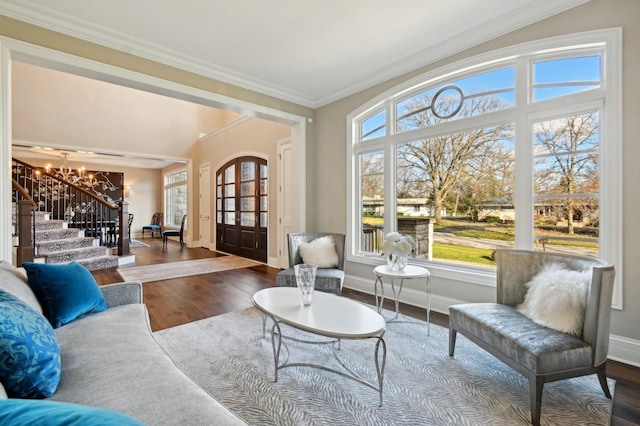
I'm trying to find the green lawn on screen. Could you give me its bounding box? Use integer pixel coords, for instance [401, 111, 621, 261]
[432, 243, 496, 266]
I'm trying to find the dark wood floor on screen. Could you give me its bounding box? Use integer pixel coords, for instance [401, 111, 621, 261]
[93, 238, 640, 425]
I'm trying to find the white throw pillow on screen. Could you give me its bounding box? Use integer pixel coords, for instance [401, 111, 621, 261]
[517, 263, 591, 336]
[299, 236, 339, 268]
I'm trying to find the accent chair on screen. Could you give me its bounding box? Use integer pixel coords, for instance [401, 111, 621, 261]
[142, 212, 163, 238]
[276, 233, 345, 295]
[162, 214, 186, 248]
[448, 248, 615, 426]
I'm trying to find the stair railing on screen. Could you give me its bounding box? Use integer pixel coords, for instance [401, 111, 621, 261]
[11, 178, 36, 265]
[12, 158, 130, 257]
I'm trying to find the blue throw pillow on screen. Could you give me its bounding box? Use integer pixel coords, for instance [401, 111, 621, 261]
[0, 399, 146, 425]
[0, 289, 61, 398]
[22, 262, 109, 328]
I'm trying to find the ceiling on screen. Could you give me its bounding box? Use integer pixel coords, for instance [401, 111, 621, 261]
[0, 0, 590, 108]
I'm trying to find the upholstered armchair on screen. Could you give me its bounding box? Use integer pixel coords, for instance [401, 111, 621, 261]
[276, 233, 345, 295]
[449, 248, 615, 426]
[142, 212, 163, 238]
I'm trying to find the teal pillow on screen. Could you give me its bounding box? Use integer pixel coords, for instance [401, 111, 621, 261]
[0, 289, 61, 398]
[22, 262, 109, 328]
[0, 399, 146, 425]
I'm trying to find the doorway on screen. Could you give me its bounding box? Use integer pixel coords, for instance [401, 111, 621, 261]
[216, 156, 267, 262]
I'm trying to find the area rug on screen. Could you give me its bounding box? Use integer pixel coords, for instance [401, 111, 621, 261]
[130, 239, 149, 248]
[117, 255, 262, 283]
[153, 306, 614, 426]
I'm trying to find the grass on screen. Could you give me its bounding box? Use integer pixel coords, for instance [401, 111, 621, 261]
[432, 243, 496, 266]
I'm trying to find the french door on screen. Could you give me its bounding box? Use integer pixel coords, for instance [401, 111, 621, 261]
[216, 157, 267, 262]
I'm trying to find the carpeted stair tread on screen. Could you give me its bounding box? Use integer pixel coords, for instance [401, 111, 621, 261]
[42, 246, 109, 263]
[76, 255, 119, 271]
[34, 219, 67, 231]
[35, 228, 83, 242]
[36, 237, 96, 255]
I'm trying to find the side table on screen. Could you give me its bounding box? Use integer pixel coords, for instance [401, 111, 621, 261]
[373, 264, 431, 335]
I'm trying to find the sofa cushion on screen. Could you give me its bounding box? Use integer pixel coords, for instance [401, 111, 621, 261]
[0, 399, 145, 425]
[22, 262, 109, 328]
[299, 236, 339, 268]
[0, 260, 42, 314]
[517, 263, 591, 335]
[0, 289, 61, 398]
[449, 303, 592, 374]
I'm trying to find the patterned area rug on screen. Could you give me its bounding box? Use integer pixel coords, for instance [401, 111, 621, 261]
[117, 255, 262, 282]
[153, 307, 614, 426]
[130, 239, 149, 248]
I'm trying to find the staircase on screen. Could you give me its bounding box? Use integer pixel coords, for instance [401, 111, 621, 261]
[14, 208, 119, 271]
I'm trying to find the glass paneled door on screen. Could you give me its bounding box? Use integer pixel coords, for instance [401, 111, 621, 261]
[216, 157, 267, 262]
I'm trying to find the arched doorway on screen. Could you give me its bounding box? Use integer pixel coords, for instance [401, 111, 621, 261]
[216, 156, 267, 262]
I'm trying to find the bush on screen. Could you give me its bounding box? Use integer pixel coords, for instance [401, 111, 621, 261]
[485, 215, 501, 223]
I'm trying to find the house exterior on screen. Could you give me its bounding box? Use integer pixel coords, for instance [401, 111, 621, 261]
[1, 0, 639, 366]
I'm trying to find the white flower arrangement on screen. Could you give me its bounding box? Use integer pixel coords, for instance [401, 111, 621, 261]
[380, 232, 416, 259]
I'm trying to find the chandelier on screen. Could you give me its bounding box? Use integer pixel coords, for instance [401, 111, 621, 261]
[45, 152, 94, 187]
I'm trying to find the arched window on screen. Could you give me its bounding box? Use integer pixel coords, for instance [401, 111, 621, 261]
[348, 29, 622, 306]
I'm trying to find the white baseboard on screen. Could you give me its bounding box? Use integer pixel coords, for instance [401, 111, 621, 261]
[268, 256, 280, 269]
[344, 273, 640, 368]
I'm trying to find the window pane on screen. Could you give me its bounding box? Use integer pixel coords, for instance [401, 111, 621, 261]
[260, 164, 268, 179]
[396, 123, 515, 266]
[240, 196, 255, 211]
[224, 164, 235, 183]
[168, 184, 187, 226]
[396, 68, 515, 132]
[360, 150, 384, 253]
[361, 110, 386, 141]
[241, 161, 255, 181]
[225, 212, 235, 225]
[241, 181, 255, 196]
[240, 212, 255, 227]
[260, 212, 267, 228]
[260, 195, 267, 211]
[224, 198, 235, 211]
[216, 211, 222, 224]
[533, 112, 599, 256]
[533, 56, 601, 102]
[224, 183, 235, 197]
[260, 179, 267, 195]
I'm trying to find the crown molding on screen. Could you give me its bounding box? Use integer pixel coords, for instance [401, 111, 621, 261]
[0, 0, 591, 109]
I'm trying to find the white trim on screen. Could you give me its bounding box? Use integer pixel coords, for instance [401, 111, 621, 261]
[609, 335, 640, 368]
[0, 43, 11, 262]
[0, 0, 591, 108]
[198, 116, 251, 142]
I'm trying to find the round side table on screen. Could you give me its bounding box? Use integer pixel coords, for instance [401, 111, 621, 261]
[373, 264, 431, 335]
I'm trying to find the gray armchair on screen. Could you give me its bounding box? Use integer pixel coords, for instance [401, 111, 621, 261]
[276, 233, 345, 295]
[449, 248, 615, 426]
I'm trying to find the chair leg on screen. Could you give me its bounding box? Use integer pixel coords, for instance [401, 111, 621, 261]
[597, 368, 612, 399]
[529, 374, 544, 426]
[448, 328, 457, 357]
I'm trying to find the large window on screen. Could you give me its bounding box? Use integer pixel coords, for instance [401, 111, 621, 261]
[348, 30, 621, 304]
[164, 168, 187, 227]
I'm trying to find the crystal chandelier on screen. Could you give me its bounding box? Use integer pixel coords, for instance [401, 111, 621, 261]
[45, 152, 94, 186]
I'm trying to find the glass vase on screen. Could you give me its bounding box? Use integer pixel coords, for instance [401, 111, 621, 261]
[387, 254, 407, 271]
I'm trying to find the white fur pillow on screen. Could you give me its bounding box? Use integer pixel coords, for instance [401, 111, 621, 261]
[299, 236, 339, 268]
[517, 263, 591, 336]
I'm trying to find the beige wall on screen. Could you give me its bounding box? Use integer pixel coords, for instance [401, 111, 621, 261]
[193, 117, 291, 260]
[314, 0, 640, 342]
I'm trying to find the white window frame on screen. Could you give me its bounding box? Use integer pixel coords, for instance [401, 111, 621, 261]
[347, 29, 623, 308]
[164, 168, 188, 228]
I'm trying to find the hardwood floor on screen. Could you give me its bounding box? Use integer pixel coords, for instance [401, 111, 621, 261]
[92, 238, 640, 425]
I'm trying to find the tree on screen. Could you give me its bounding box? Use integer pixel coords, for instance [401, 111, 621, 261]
[534, 113, 599, 234]
[396, 94, 513, 224]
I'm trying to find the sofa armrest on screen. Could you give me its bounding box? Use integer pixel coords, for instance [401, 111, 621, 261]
[100, 282, 143, 307]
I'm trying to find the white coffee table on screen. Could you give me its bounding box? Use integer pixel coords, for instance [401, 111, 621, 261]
[252, 287, 387, 406]
[374, 264, 431, 335]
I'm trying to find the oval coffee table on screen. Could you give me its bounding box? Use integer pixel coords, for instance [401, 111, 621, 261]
[252, 287, 387, 406]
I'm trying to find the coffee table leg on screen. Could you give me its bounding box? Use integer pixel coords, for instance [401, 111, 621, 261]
[374, 335, 387, 407]
[270, 318, 283, 382]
